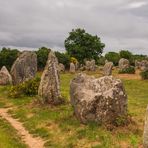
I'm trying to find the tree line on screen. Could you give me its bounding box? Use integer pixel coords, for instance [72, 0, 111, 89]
[0, 28, 147, 71]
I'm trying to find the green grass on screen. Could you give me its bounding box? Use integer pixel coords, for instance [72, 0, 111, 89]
[0, 118, 27, 148]
[0, 71, 147, 147]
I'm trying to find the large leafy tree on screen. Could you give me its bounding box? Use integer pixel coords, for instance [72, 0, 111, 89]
[64, 28, 105, 63]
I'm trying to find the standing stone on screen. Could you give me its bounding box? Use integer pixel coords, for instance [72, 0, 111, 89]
[103, 62, 113, 76]
[0, 66, 12, 85]
[119, 58, 130, 71]
[58, 63, 65, 73]
[140, 60, 148, 71]
[85, 60, 96, 71]
[143, 105, 148, 148]
[38, 51, 63, 105]
[70, 63, 75, 73]
[10, 51, 37, 85]
[135, 60, 141, 69]
[70, 73, 127, 124]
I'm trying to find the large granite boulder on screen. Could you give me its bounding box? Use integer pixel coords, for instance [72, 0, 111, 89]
[85, 60, 96, 71]
[119, 58, 130, 71]
[70, 63, 75, 73]
[0, 66, 12, 85]
[103, 62, 113, 76]
[143, 105, 148, 148]
[70, 73, 127, 124]
[58, 63, 65, 73]
[10, 51, 37, 85]
[38, 51, 63, 105]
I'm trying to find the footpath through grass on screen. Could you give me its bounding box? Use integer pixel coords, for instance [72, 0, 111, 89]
[0, 71, 147, 147]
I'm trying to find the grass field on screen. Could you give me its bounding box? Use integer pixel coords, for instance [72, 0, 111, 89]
[0, 70, 148, 148]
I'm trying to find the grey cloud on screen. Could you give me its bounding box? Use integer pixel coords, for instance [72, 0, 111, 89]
[0, 0, 148, 54]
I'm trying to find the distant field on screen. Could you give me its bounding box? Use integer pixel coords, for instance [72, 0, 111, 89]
[0, 70, 148, 148]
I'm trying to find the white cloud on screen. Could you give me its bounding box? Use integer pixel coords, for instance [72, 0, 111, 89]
[126, 1, 147, 9]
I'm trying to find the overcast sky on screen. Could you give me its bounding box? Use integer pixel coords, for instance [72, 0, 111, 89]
[0, 0, 148, 54]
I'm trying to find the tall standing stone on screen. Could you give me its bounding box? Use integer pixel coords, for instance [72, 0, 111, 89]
[103, 62, 113, 76]
[143, 105, 148, 148]
[0, 66, 12, 85]
[38, 51, 63, 105]
[10, 51, 37, 85]
[70, 73, 127, 124]
[70, 63, 76, 73]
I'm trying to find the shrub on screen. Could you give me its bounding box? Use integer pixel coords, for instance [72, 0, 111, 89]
[140, 70, 148, 80]
[55, 51, 70, 69]
[36, 47, 51, 70]
[70, 57, 78, 64]
[119, 50, 134, 65]
[0, 47, 20, 70]
[9, 77, 40, 98]
[105, 52, 120, 66]
[119, 66, 135, 74]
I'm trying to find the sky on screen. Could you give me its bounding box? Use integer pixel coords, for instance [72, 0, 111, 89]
[0, 0, 148, 54]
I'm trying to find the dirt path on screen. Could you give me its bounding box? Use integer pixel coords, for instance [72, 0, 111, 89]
[0, 108, 45, 148]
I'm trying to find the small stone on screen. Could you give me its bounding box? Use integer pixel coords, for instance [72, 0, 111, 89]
[103, 62, 113, 76]
[70, 63, 76, 73]
[119, 58, 130, 71]
[0, 66, 12, 85]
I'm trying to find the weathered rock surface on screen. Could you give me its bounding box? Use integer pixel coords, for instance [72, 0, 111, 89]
[143, 105, 148, 148]
[140, 60, 148, 71]
[10, 51, 37, 85]
[58, 63, 65, 73]
[0, 66, 12, 85]
[70, 63, 76, 73]
[103, 62, 113, 76]
[85, 60, 96, 71]
[135, 60, 141, 69]
[38, 51, 63, 105]
[119, 58, 130, 70]
[70, 73, 127, 124]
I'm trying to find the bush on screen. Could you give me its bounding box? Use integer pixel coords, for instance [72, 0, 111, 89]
[140, 70, 148, 80]
[97, 56, 106, 66]
[55, 51, 70, 69]
[70, 57, 78, 64]
[119, 66, 135, 74]
[36, 47, 51, 70]
[119, 50, 134, 65]
[0, 47, 20, 70]
[9, 77, 40, 98]
[105, 52, 120, 66]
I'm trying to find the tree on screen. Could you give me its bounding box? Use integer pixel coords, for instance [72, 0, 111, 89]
[0, 47, 20, 70]
[119, 50, 133, 65]
[105, 52, 120, 66]
[55, 51, 70, 69]
[64, 28, 105, 64]
[36, 47, 50, 70]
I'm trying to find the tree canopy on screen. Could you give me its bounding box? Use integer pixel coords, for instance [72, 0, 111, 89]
[36, 47, 51, 70]
[64, 28, 105, 64]
[0, 47, 20, 70]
